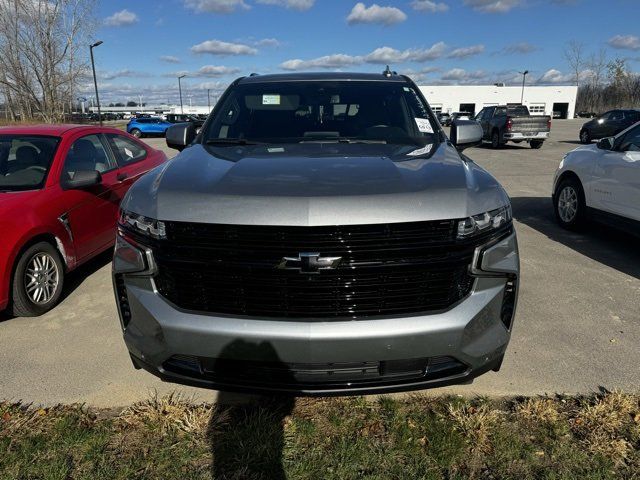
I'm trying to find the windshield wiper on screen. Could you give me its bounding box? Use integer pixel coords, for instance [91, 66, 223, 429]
[299, 137, 387, 144]
[205, 138, 263, 146]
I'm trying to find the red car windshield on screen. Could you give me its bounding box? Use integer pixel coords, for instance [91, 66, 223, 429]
[0, 135, 60, 191]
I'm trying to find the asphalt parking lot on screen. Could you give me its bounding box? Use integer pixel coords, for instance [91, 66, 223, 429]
[1, 119, 638, 407]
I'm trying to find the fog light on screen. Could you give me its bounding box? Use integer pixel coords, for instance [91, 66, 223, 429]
[113, 235, 146, 274]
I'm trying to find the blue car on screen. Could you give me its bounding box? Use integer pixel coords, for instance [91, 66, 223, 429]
[126, 117, 172, 138]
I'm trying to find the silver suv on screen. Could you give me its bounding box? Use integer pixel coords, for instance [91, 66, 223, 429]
[113, 72, 519, 394]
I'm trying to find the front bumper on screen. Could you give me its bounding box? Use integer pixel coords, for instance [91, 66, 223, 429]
[113, 232, 519, 395]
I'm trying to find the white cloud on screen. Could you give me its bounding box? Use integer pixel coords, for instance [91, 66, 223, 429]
[196, 65, 241, 77]
[100, 70, 150, 81]
[256, 0, 314, 10]
[255, 38, 281, 47]
[346, 2, 407, 25]
[608, 35, 640, 51]
[104, 9, 138, 27]
[191, 39, 258, 55]
[280, 54, 361, 70]
[463, 0, 521, 13]
[536, 69, 573, 84]
[441, 68, 487, 82]
[280, 42, 449, 70]
[160, 55, 182, 64]
[183, 0, 249, 14]
[411, 0, 448, 12]
[501, 42, 538, 54]
[447, 44, 484, 59]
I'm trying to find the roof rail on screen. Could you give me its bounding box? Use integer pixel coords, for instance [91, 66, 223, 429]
[249, 72, 260, 77]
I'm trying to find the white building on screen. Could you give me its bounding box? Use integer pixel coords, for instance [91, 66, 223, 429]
[418, 85, 578, 119]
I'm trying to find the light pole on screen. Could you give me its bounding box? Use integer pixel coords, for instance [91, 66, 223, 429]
[207, 89, 211, 110]
[89, 40, 103, 125]
[518, 70, 529, 104]
[178, 74, 186, 114]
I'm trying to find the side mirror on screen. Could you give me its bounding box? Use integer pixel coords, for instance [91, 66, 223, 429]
[596, 137, 615, 150]
[64, 170, 101, 189]
[450, 120, 483, 151]
[166, 123, 197, 151]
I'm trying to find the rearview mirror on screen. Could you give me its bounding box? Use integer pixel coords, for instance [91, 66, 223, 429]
[166, 123, 197, 151]
[64, 170, 101, 189]
[450, 120, 483, 151]
[596, 137, 615, 150]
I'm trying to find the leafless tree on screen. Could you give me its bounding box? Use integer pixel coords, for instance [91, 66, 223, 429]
[586, 48, 608, 88]
[0, 0, 96, 122]
[563, 40, 585, 87]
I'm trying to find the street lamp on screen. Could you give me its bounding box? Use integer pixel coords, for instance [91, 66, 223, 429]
[518, 70, 529, 104]
[89, 40, 103, 125]
[207, 89, 211, 111]
[178, 74, 186, 114]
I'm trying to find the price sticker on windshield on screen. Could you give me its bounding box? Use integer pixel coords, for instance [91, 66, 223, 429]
[415, 118, 433, 134]
[262, 94, 281, 105]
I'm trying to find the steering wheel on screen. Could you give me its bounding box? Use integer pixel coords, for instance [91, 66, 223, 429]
[26, 166, 46, 173]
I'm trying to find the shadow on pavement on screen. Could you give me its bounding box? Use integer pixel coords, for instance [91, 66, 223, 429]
[208, 340, 295, 480]
[511, 196, 640, 280]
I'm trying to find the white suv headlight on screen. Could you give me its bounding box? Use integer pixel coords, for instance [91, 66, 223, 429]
[457, 205, 512, 239]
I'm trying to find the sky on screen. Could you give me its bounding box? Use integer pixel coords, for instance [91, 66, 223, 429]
[85, 0, 640, 106]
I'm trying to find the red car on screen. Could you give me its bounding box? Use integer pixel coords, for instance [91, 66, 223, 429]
[0, 124, 167, 316]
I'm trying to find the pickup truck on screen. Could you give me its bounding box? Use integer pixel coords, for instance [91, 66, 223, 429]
[474, 105, 551, 149]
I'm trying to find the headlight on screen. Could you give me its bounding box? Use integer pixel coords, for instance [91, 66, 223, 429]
[457, 205, 512, 239]
[118, 210, 166, 239]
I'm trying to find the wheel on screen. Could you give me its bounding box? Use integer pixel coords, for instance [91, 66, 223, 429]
[530, 140, 544, 149]
[554, 177, 586, 230]
[491, 130, 502, 149]
[130, 128, 142, 138]
[11, 242, 64, 317]
[580, 129, 591, 144]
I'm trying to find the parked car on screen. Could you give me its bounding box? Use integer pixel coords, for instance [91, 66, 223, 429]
[113, 71, 519, 395]
[126, 117, 172, 138]
[553, 120, 640, 233]
[579, 109, 640, 144]
[436, 112, 451, 126]
[475, 105, 551, 149]
[576, 111, 597, 118]
[0, 124, 167, 316]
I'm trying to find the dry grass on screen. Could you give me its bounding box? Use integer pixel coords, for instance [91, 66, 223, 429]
[1, 391, 639, 479]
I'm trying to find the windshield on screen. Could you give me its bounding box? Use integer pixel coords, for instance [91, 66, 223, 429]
[204, 80, 439, 146]
[0, 135, 60, 191]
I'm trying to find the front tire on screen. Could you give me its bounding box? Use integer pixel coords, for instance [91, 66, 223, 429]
[130, 128, 142, 138]
[530, 140, 544, 149]
[11, 242, 65, 317]
[580, 129, 591, 144]
[554, 177, 586, 230]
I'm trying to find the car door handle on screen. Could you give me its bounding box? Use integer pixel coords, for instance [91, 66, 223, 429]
[117, 173, 128, 182]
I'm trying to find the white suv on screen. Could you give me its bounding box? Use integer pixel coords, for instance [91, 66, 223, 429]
[553, 121, 640, 232]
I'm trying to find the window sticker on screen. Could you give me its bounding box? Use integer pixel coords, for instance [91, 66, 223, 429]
[415, 118, 433, 134]
[406, 144, 433, 156]
[262, 94, 281, 105]
[124, 147, 134, 158]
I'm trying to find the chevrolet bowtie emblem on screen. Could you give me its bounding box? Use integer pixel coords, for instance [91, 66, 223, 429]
[277, 252, 342, 273]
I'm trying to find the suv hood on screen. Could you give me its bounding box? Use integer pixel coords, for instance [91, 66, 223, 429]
[124, 142, 509, 226]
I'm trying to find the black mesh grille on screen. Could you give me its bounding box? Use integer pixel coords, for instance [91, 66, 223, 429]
[151, 220, 481, 319]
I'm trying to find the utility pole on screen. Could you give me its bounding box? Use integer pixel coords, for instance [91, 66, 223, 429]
[178, 74, 186, 114]
[89, 40, 104, 125]
[518, 70, 529, 104]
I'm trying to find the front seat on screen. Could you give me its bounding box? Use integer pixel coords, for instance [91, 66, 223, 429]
[11, 145, 41, 173]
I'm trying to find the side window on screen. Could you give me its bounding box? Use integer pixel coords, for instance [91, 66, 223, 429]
[107, 134, 147, 165]
[475, 109, 485, 121]
[62, 134, 114, 180]
[495, 107, 506, 117]
[619, 124, 640, 152]
[610, 110, 624, 121]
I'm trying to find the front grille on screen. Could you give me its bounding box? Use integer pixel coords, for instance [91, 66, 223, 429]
[150, 220, 486, 319]
[162, 354, 468, 389]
